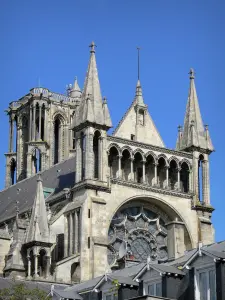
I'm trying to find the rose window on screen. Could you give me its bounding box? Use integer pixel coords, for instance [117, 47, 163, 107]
[108, 205, 168, 267]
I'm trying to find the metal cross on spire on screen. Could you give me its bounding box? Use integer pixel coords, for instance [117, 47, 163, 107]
[137, 47, 141, 80]
[89, 41, 96, 53]
[189, 68, 195, 79]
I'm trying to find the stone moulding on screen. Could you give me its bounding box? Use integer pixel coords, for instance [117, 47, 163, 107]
[107, 135, 193, 159]
[111, 178, 193, 199]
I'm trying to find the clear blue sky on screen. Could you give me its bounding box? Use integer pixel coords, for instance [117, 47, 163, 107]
[0, 1, 224, 241]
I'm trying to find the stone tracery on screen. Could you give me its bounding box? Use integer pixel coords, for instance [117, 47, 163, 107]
[108, 205, 168, 267]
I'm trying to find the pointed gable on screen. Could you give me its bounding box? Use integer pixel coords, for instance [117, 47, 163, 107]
[113, 80, 165, 147]
[26, 175, 49, 243]
[178, 69, 214, 151]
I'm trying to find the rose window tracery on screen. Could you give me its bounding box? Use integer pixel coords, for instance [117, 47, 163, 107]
[108, 205, 168, 267]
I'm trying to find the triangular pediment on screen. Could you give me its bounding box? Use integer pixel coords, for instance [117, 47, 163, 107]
[113, 99, 165, 147]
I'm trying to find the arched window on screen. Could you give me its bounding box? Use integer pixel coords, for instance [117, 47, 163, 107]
[133, 152, 143, 183]
[198, 155, 204, 202]
[41, 104, 45, 140]
[108, 146, 119, 178]
[93, 131, 101, 179]
[157, 157, 167, 188]
[180, 162, 189, 193]
[35, 103, 39, 140]
[80, 132, 86, 180]
[38, 249, 47, 277]
[54, 118, 61, 164]
[146, 155, 155, 186]
[169, 160, 178, 190]
[121, 149, 131, 181]
[10, 158, 16, 185]
[32, 148, 41, 174]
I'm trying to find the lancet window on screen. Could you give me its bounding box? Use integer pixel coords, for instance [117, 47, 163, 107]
[93, 130, 101, 179]
[32, 148, 41, 174]
[10, 158, 16, 185]
[198, 154, 204, 203]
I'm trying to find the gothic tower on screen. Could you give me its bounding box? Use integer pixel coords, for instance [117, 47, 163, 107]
[4, 77, 81, 187]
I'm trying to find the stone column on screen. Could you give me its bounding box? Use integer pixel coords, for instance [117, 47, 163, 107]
[44, 107, 48, 141]
[46, 256, 50, 278]
[202, 159, 210, 205]
[154, 163, 158, 186]
[27, 256, 31, 278]
[32, 104, 36, 141]
[8, 117, 13, 152]
[98, 136, 103, 180]
[29, 106, 32, 141]
[130, 157, 134, 181]
[166, 166, 169, 188]
[69, 213, 73, 256]
[75, 210, 79, 253]
[75, 136, 81, 182]
[64, 215, 69, 257]
[142, 160, 146, 183]
[34, 254, 39, 277]
[39, 105, 42, 140]
[188, 168, 192, 193]
[177, 167, 181, 191]
[118, 155, 122, 178]
[166, 220, 185, 260]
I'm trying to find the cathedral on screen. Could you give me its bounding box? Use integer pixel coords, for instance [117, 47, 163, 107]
[0, 42, 215, 284]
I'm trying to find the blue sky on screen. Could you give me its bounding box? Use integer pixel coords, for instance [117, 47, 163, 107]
[0, 1, 225, 241]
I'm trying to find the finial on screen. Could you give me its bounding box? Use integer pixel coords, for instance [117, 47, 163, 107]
[37, 174, 43, 182]
[178, 125, 183, 132]
[137, 47, 141, 80]
[204, 124, 209, 131]
[89, 41, 96, 53]
[189, 68, 195, 79]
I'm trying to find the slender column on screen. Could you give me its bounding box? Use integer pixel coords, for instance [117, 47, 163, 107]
[44, 107, 47, 141]
[188, 168, 192, 193]
[166, 166, 169, 188]
[177, 167, 181, 191]
[27, 256, 31, 278]
[8, 117, 13, 152]
[118, 155, 122, 178]
[75, 210, 78, 253]
[38, 105, 42, 140]
[29, 106, 32, 141]
[142, 160, 146, 183]
[202, 160, 210, 205]
[32, 104, 36, 141]
[64, 215, 69, 257]
[69, 213, 73, 256]
[46, 256, 50, 278]
[98, 137, 103, 180]
[34, 255, 38, 277]
[154, 163, 158, 186]
[130, 157, 134, 181]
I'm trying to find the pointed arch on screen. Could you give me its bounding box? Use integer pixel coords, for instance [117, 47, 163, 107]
[157, 154, 169, 167]
[31, 148, 42, 174]
[10, 158, 16, 185]
[53, 113, 66, 164]
[107, 143, 121, 155]
[133, 148, 144, 160]
[168, 156, 180, 166]
[93, 130, 101, 179]
[145, 151, 157, 164]
[121, 146, 132, 157]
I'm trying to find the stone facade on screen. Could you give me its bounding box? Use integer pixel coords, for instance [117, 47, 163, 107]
[0, 42, 215, 284]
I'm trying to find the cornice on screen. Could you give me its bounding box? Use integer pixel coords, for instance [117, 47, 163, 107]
[107, 136, 193, 159]
[111, 178, 193, 199]
[72, 180, 111, 193]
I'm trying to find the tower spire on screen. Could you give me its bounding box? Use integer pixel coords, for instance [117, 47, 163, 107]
[137, 47, 140, 81]
[178, 68, 214, 151]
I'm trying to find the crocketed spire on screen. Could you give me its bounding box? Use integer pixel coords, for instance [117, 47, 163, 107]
[72, 42, 112, 129]
[25, 175, 49, 243]
[178, 69, 214, 151]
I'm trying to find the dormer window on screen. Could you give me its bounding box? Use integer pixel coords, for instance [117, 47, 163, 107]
[131, 134, 135, 141]
[197, 267, 216, 300]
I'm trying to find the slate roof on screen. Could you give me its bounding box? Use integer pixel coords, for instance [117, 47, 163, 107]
[52, 285, 83, 299]
[0, 157, 75, 224]
[0, 277, 68, 293]
[65, 276, 102, 293]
